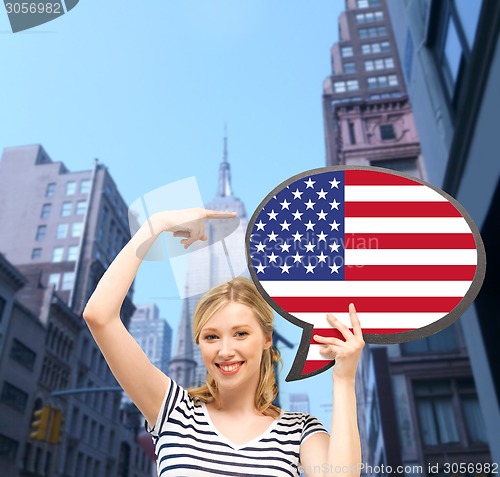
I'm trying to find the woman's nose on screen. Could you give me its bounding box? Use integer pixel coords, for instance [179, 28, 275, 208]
[218, 339, 235, 358]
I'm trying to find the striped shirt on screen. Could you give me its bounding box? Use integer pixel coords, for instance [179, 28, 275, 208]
[147, 379, 329, 477]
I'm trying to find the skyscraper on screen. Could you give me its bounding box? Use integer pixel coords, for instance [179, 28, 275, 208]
[322, 0, 491, 472]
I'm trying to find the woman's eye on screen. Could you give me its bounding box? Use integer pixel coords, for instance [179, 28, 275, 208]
[204, 335, 218, 341]
[235, 331, 248, 337]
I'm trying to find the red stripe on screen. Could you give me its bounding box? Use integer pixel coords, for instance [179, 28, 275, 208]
[273, 296, 462, 313]
[344, 265, 476, 281]
[310, 328, 416, 343]
[344, 201, 461, 217]
[302, 360, 333, 374]
[344, 170, 419, 186]
[344, 233, 476, 249]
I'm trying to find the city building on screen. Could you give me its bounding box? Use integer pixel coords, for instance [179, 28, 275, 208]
[0, 145, 150, 477]
[129, 304, 172, 375]
[322, 0, 491, 472]
[288, 394, 310, 414]
[386, 0, 500, 463]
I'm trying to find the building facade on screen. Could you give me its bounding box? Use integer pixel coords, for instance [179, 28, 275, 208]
[386, 0, 500, 463]
[0, 145, 151, 477]
[322, 0, 491, 473]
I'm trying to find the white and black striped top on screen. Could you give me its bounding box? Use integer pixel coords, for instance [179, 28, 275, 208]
[147, 379, 329, 477]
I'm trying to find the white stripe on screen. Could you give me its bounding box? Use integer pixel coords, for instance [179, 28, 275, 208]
[261, 281, 472, 297]
[307, 345, 339, 361]
[344, 217, 470, 233]
[294, 312, 445, 329]
[345, 185, 447, 202]
[344, 248, 477, 265]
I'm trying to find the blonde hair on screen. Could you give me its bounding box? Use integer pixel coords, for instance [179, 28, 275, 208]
[188, 277, 282, 418]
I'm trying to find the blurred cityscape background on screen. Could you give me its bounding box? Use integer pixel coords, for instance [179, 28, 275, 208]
[0, 0, 498, 476]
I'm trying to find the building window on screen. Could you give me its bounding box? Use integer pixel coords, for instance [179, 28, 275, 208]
[365, 57, 394, 71]
[370, 157, 420, 177]
[380, 124, 396, 140]
[362, 41, 390, 54]
[52, 247, 64, 262]
[35, 225, 47, 241]
[48, 273, 60, 289]
[0, 382, 28, 412]
[367, 74, 398, 88]
[67, 245, 79, 261]
[357, 0, 381, 8]
[80, 179, 91, 194]
[31, 248, 42, 260]
[45, 183, 56, 198]
[355, 11, 383, 24]
[61, 202, 72, 217]
[56, 223, 68, 239]
[413, 378, 487, 447]
[65, 181, 76, 195]
[348, 122, 357, 145]
[359, 26, 387, 39]
[0, 434, 19, 462]
[334, 80, 359, 93]
[61, 272, 76, 291]
[71, 222, 83, 238]
[40, 203, 52, 219]
[401, 324, 459, 354]
[10, 339, 37, 370]
[344, 62, 356, 73]
[76, 200, 87, 216]
[341, 46, 353, 57]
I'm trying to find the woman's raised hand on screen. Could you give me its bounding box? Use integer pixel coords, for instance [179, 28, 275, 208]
[154, 208, 237, 249]
[313, 303, 365, 382]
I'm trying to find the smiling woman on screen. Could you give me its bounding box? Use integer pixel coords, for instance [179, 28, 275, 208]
[83, 207, 364, 477]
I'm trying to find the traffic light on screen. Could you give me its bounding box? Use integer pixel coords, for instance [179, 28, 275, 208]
[29, 406, 51, 441]
[48, 410, 64, 445]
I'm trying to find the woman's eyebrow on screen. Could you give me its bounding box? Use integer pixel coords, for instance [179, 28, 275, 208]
[202, 324, 252, 332]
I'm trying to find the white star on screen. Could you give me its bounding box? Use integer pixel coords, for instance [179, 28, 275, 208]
[292, 252, 303, 263]
[292, 210, 303, 220]
[255, 220, 266, 231]
[267, 210, 278, 220]
[305, 220, 316, 231]
[292, 188, 303, 200]
[304, 199, 316, 210]
[316, 209, 327, 220]
[280, 243, 291, 253]
[316, 252, 328, 263]
[280, 220, 291, 231]
[304, 262, 316, 273]
[317, 189, 327, 200]
[256, 263, 266, 273]
[280, 199, 291, 210]
[304, 178, 316, 189]
[268, 252, 278, 263]
[329, 263, 341, 274]
[280, 263, 291, 274]
[316, 231, 328, 242]
[267, 231, 278, 242]
[329, 199, 340, 210]
[329, 220, 340, 231]
[292, 231, 303, 242]
[329, 242, 341, 252]
[255, 242, 266, 252]
[329, 177, 340, 189]
[305, 242, 316, 252]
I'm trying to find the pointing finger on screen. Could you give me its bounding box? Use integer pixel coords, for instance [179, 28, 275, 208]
[349, 303, 363, 337]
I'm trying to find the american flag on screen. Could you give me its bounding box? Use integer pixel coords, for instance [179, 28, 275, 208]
[249, 168, 479, 379]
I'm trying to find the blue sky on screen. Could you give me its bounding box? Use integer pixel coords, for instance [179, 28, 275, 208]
[0, 0, 346, 427]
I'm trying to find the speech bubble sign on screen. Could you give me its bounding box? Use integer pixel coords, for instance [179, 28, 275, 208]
[246, 166, 486, 381]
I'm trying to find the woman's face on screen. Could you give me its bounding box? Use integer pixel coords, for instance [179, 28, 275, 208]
[199, 302, 272, 391]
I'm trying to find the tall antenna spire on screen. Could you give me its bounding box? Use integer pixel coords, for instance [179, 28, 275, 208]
[218, 124, 233, 197]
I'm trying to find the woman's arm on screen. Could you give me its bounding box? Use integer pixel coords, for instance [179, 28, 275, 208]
[83, 208, 235, 426]
[299, 304, 364, 477]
